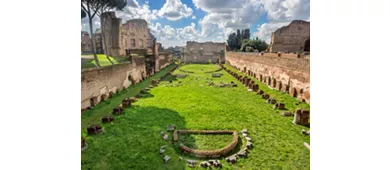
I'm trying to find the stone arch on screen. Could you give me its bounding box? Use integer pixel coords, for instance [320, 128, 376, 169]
[268, 76, 271, 86]
[290, 87, 297, 98]
[303, 38, 310, 52]
[259, 74, 263, 81]
[100, 94, 107, 102]
[272, 78, 277, 88]
[90, 96, 98, 107]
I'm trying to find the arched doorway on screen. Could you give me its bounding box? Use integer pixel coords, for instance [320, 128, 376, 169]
[304, 38, 310, 52]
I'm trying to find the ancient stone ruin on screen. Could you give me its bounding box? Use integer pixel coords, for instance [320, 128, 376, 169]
[122, 98, 132, 108]
[173, 130, 238, 158]
[87, 124, 104, 135]
[269, 20, 310, 53]
[273, 102, 286, 110]
[293, 109, 310, 126]
[112, 106, 124, 115]
[101, 116, 115, 123]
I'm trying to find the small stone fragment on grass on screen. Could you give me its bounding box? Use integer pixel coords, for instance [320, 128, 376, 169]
[160, 148, 166, 154]
[245, 137, 252, 141]
[163, 134, 169, 141]
[200, 161, 211, 168]
[167, 125, 175, 132]
[242, 129, 248, 134]
[179, 156, 183, 161]
[243, 133, 248, 137]
[281, 112, 293, 117]
[163, 155, 171, 163]
[246, 142, 253, 149]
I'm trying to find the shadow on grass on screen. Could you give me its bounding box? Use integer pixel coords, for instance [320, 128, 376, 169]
[161, 73, 178, 82]
[82, 106, 189, 170]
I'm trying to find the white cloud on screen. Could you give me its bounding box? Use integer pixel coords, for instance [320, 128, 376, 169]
[158, 0, 193, 21]
[116, 3, 158, 24]
[127, 0, 140, 8]
[252, 22, 290, 43]
[192, 16, 196, 19]
[194, 0, 265, 38]
[261, 0, 310, 22]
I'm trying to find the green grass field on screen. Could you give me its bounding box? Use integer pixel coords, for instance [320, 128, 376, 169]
[81, 64, 310, 170]
[81, 54, 129, 69]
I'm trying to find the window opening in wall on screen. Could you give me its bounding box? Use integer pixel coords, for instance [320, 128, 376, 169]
[131, 39, 136, 47]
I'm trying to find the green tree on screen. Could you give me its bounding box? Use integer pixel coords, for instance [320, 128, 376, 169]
[240, 39, 269, 52]
[227, 33, 237, 51]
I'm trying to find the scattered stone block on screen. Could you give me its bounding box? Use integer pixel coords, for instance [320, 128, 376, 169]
[252, 84, 259, 92]
[187, 160, 197, 167]
[112, 106, 124, 115]
[163, 155, 171, 163]
[262, 93, 270, 99]
[122, 98, 132, 108]
[101, 116, 114, 123]
[129, 97, 138, 103]
[212, 73, 222, 78]
[245, 137, 252, 141]
[243, 133, 248, 137]
[200, 161, 211, 168]
[293, 109, 310, 126]
[274, 103, 285, 110]
[301, 129, 310, 136]
[160, 148, 166, 154]
[281, 112, 293, 117]
[179, 157, 183, 161]
[167, 125, 175, 132]
[242, 129, 248, 134]
[226, 155, 237, 164]
[266, 98, 277, 104]
[176, 74, 188, 78]
[246, 141, 253, 149]
[257, 90, 264, 95]
[209, 160, 221, 167]
[87, 124, 103, 135]
[237, 149, 248, 158]
[163, 134, 169, 141]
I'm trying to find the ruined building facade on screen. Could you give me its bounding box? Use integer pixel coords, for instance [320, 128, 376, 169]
[184, 41, 226, 63]
[81, 31, 92, 54]
[101, 12, 156, 57]
[269, 20, 310, 53]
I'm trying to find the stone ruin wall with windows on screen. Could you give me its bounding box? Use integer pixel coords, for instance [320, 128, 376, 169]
[226, 52, 310, 104]
[184, 41, 226, 63]
[269, 20, 310, 53]
[101, 12, 156, 57]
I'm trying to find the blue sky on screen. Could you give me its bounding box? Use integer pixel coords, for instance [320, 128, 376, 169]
[81, 0, 310, 48]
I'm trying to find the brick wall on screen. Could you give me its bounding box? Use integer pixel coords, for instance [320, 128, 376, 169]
[226, 52, 310, 103]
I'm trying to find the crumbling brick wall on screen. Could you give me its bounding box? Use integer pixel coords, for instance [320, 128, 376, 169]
[226, 52, 310, 103]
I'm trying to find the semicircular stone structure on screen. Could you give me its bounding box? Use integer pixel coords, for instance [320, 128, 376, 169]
[173, 130, 239, 158]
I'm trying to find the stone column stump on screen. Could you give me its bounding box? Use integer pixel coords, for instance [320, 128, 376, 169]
[257, 90, 264, 95]
[262, 93, 270, 99]
[122, 98, 132, 108]
[273, 102, 285, 110]
[293, 109, 310, 126]
[112, 106, 124, 115]
[87, 124, 104, 135]
[252, 84, 259, 92]
[102, 116, 115, 123]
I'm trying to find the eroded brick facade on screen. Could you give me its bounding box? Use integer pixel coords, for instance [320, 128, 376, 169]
[269, 20, 310, 53]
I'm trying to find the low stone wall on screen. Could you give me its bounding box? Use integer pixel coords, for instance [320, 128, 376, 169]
[174, 130, 239, 158]
[81, 60, 146, 109]
[226, 52, 310, 103]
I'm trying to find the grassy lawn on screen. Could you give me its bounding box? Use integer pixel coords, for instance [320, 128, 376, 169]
[81, 64, 310, 170]
[81, 54, 129, 69]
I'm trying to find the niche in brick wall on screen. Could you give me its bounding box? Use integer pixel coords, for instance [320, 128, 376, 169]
[100, 94, 107, 102]
[90, 97, 98, 107]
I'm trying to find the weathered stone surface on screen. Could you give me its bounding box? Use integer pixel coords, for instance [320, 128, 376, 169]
[87, 124, 103, 135]
[167, 125, 175, 132]
[226, 155, 237, 163]
[269, 20, 310, 53]
[163, 134, 169, 141]
[237, 149, 248, 158]
[129, 97, 138, 102]
[112, 106, 124, 115]
[163, 155, 171, 163]
[252, 84, 259, 92]
[262, 93, 270, 99]
[246, 142, 253, 149]
[101, 116, 114, 123]
[245, 137, 252, 141]
[212, 73, 222, 78]
[176, 74, 188, 78]
[257, 90, 264, 95]
[266, 98, 277, 104]
[281, 112, 293, 116]
[274, 103, 286, 110]
[122, 98, 132, 108]
[293, 109, 310, 126]
[200, 161, 211, 168]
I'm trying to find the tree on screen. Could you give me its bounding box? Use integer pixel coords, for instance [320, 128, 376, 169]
[227, 33, 237, 51]
[240, 39, 269, 52]
[82, 0, 102, 66]
[82, 10, 86, 19]
[93, 0, 127, 64]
